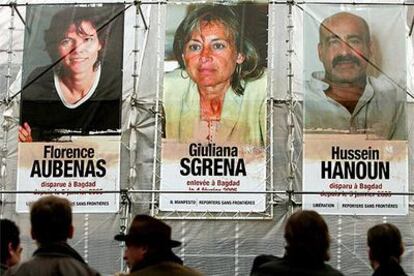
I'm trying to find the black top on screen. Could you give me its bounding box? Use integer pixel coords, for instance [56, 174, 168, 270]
[250, 254, 344, 276]
[20, 63, 121, 141]
[373, 259, 407, 276]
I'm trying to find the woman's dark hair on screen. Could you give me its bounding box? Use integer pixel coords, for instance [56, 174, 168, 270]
[368, 223, 404, 264]
[173, 4, 264, 95]
[0, 219, 20, 264]
[44, 7, 111, 72]
[284, 210, 331, 264]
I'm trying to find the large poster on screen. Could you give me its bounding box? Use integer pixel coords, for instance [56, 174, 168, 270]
[160, 3, 268, 212]
[16, 5, 124, 212]
[302, 5, 408, 215]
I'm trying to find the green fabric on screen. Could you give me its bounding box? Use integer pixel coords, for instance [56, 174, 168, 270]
[164, 69, 267, 146]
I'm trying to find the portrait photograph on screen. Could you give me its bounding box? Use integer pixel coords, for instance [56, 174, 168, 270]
[303, 5, 407, 140]
[163, 3, 268, 147]
[159, 3, 269, 214]
[19, 4, 124, 142]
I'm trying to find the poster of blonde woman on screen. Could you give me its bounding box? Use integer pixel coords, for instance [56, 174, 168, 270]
[160, 3, 269, 213]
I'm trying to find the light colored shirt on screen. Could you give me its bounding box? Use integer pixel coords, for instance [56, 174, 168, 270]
[163, 69, 267, 146]
[304, 72, 407, 140]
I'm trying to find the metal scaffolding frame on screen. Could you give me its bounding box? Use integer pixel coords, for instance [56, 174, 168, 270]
[0, 1, 413, 275]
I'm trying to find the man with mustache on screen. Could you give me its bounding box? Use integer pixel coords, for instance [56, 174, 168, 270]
[304, 12, 406, 140]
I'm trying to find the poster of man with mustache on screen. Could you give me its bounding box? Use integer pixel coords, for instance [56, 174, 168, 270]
[302, 6, 408, 215]
[304, 10, 407, 139]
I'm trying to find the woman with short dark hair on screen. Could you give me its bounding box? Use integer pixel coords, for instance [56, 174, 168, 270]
[19, 6, 122, 142]
[0, 219, 22, 275]
[367, 223, 407, 276]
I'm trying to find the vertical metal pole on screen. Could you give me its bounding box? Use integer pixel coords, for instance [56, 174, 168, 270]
[336, 215, 342, 270]
[268, 1, 276, 219]
[286, 1, 295, 215]
[150, 2, 162, 217]
[129, 3, 151, 194]
[180, 220, 186, 262]
[120, 3, 142, 272]
[1, 5, 16, 217]
[128, 4, 142, 190]
[83, 214, 89, 263]
[5, 5, 15, 103]
[234, 221, 240, 276]
[119, 191, 131, 272]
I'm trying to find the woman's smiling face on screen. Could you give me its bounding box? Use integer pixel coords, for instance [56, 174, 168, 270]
[58, 20, 102, 75]
[183, 21, 245, 90]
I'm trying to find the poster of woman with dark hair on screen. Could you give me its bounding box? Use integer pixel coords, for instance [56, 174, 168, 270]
[16, 5, 124, 213]
[19, 5, 123, 142]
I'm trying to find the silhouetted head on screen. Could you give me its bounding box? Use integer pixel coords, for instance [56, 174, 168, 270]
[30, 196, 73, 244]
[284, 210, 331, 263]
[368, 223, 404, 266]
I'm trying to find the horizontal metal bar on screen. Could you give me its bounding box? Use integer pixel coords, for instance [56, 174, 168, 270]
[0, 190, 414, 195]
[2, 1, 414, 7]
[292, 1, 414, 5]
